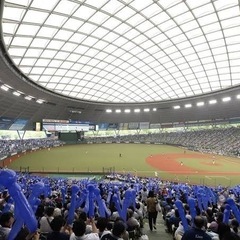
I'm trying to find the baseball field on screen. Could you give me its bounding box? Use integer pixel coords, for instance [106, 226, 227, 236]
[6, 143, 240, 187]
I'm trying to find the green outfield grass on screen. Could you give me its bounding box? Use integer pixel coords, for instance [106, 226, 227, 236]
[8, 143, 240, 186]
[9, 143, 163, 172]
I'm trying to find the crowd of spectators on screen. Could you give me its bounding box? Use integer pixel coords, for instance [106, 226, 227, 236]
[0, 139, 63, 159]
[0, 172, 159, 240]
[87, 127, 240, 157]
[0, 171, 239, 240]
[160, 184, 240, 240]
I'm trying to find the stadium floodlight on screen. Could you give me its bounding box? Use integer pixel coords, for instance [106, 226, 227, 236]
[106, 109, 112, 113]
[134, 109, 140, 113]
[173, 105, 180, 109]
[197, 102, 204, 106]
[69, 109, 81, 114]
[1, 85, 10, 91]
[153, 108, 157, 111]
[185, 104, 192, 108]
[222, 97, 231, 102]
[25, 95, 34, 100]
[115, 109, 121, 113]
[209, 99, 217, 104]
[36, 99, 45, 104]
[144, 108, 150, 112]
[124, 109, 131, 113]
[13, 91, 21, 96]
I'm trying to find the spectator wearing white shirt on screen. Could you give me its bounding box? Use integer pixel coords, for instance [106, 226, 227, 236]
[70, 218, 99, 240]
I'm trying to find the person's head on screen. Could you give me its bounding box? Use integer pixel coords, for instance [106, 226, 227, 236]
[35, 204, 44, 218]
[218, 222, 231, 240]
[112, 220, 126, 237]
[148, 190, 154, 198]
[206, 208, 213, 218]
[79, 211, 87, 221]
[106, 222, 113, 230]
[194, 216, 204, 229]
[127, 209, 134, 219]
[96, 217, 108, 232]
[72, 219, 86, 237]
[53, 207, 62, 217]
[0, 212, 14, 228]
[231, 219, 239, 233]
[208, 221, 218, 233]
[195, 206, 201, 216]
[174, 209, 180, 218]
[45, 206, 54, 217]
[56, 202, 63, 209]
[50, 216, 65, 232]
[215, 212, 223, 224]
[166, 197, 172, 205]
[222, 231, 240, 240]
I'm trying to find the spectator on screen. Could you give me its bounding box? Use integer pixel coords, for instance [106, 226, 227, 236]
[141, 188, 148, 204]
[182, 216, 211, 240]
[70, 218, 99, 240]
[39, 206, 54, 236]
[15, 227, 40, 240]
[218, 222, 231, 240]
[0, 212, 14, 239]
[206, 221, 219, 240]
[230, 219, 240, 236]
[96, 217, 111, 239]
[78, 211, 92, 234]
[146, 190, 158, 231]
[101, 220, 126, 240]
[126, 209, 140, 230]
[222, 231, 240, 240]
[47, 216, 69, 240]
[174, 215, 192, 240]
[206, 208, 215, 224]
[165, 209, 181, 234]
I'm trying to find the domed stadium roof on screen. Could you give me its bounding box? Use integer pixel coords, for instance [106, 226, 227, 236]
[2, 0, 240, 103]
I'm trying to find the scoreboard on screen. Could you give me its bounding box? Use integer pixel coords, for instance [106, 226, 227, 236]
[42, 119, 93, 132]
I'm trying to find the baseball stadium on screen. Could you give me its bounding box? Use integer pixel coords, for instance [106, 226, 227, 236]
[1, 1, 240, 240]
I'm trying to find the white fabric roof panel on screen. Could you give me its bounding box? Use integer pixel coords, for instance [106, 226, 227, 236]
[2, 0, 240, 103]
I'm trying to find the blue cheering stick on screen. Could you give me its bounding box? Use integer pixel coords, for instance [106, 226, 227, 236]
[67, 184, 79, 225]
[227, 198, 240, 223]
[121, 189, 132, 221]
[188, 197, 197, 221]
[94, 187, 111, 217]
[87, 184, 96, 218]
[223, 204, 231, 224]
[175, 199, 189, 232]
[28, 181, 45, 213]
[0, 169, 37, 240]
[75, 189, 87, 209]
[112, 193, 122, 217]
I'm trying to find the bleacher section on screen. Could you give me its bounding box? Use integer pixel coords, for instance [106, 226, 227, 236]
[87, 127, 240, 157]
